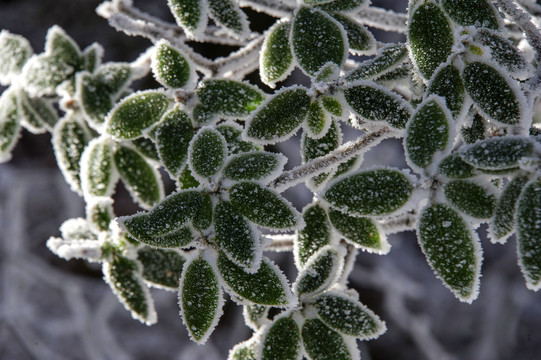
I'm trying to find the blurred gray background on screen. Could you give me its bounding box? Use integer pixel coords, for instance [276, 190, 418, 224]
[1, 0, 540, 359]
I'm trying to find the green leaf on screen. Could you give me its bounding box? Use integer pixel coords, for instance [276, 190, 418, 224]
[302, 318, 354, 360]
[459, 136, 534, 170]
[405, 96, 452, 170]
[137, 247, 186, 290]
[19, 91, 58, 133]
[86, 197, 114, 232]
[315, 62, 340, 82]
[188, 127, 227, 179]
[463, 61, 525, 125]
[328, 209, 389, 254]
[193, 192, 213, 231]
[491, 173, 530, 243]
[292, 7, 347, 77]
[344, 82, 411, 129]
[441, 0, 500, 30]
[438, 153, 476, 179]
[0, 30, 33, 84]
[0, 88, 21, 163]
[215, 201, 261, 272]
[216, 122, 262, 154]
[59, 218, 97, 241]
[245, 87, 310, 144]
[77, 72, 114, 127]
[229, 340, 257, 360]
[106, 90, 169, 139]
[82, 43, 102, 72]
[243, 304, 269, 330]
[80, 138, 117, 198]
[295, 246, 343, 297]
[114, 145, 163, 209]
[417, 203, 481, 302]
[315, 292, 386, 339]
[45, 26, 81, 67]
[154, 108, 194, 178]
[104, 256, 156, 325]
[131, 137, 159, 161]
[133, 225, 194, 248]
[461, 113, 486, 144]
[223, 151, 285, 183]
[345, 43, 408, 82]
[305, 101, 328, 138]
[177, 166, 201, 189]
[121, 190, 204, 239]
[218, 253, 292, 306]
[329, 12, 375, 54]
[194, 80, 265, 123]
[152, 40, 195, 89]
[302, 120, 341, 189]
[168, 0, 208, 37]
[260, 21, 294, 87]
[475, 29, 530, 78]
[261, 316, 300, 360]
[318, 0, 367, 12]
[208, 0, 249, 39]
[444, 179, 497, 219]
[323, 169, 412, 216]
[180, 256, 223, 343]
[95, 62, 132, 95]
[375, 65, 412, 84]
[408, 2, 454, 79]
[516, 180, 541, 290]
[296, 203, 332, 267]
[230, 182, 301, 230]
[22, 55, 74, 96]
[321, 96, 343, 117]
[426, 64, 465, 118]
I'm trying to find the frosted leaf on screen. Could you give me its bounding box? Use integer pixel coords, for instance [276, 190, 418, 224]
[323, 169, 413, 216]
[86, 197, 114, 232]
[314, 292, 386, 339]
[375, 65, 412, 85]
[333, 156, 361, 179]
[328, 209, 389, 254]
[114, 145, 164, 209]
[93, 62, 132, 95]
[345, 43, 408, 82]
[229, 340, 257, 360]
[22, 54, 74, 97]
[0, 30, 33, 85]
[154, 108, 194, 178]
[177, 166, 200, 189]
[461, 113, 486, 144]
[459, 136, 534, 170]
[44, 25, 81, 67]
[260, 21, 294, 87]
[408, 2, 454, 79]
[315, 62, 340, 83]
[405, 96, 452, 171]
[343, 81, 412, 129]
[193, 192, 213, 231]
[317, 0, 368, 12]
[120, 190, 203, 239]
[223, 151, 286, 183]
[103, 256, 157, 325]
[131, 137, 159, 161]
[46, 237, 101, 263]
[321, 96, 342, 117]
[216, 122, 262, 155]
[245, 86, 310, 144]
[305, 100, 329, 138]
[516, 180, 541, 291]
[417, 203, 482, 303]
[296, 202, 332, 268]
[137, 247, 186, 290]
[136, 226, 194, 248]
[302, 318, 353, 360]
[491, 173, 530, 243]
[208, 0, 250, 39]
[444, 179, 497, 219]
[106, 90, 169, 139]
[217, 253, 293, 306]
[229, 181, 302, 230]
[302, 119, 340, 190]
[215, 201, 262, 273]
[194, 79, 265, 124]
[179, 255, 223, 343]
[475, 29, 531, 79]
[260, 316, 300, 360]
[426, 64, 465, 118]
[60, 218, 97, 240]
[188, 126, 227, 180]
[81, 43, 103, 72]
[0, 88, 20, 163]
[168, 0, 208, 37]
[80, 137, 118, 198]
[77, 72, 114, 128]
[151, 40, 195, 89]
[438, 153, 476, 179]
[19, 90, 58, 133]
[243, 304, 269, 330]
[304, 0, 336, 4]
[463, 61, 527, 125]
[329, 12, 375, 55]
[291, 7, 348, 77]
[295, 246, 344, 297]
[441, 0, 501, 30]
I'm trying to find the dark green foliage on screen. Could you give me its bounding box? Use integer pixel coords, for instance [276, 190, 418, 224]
[438, 153, 476, 179]
[224, 152, 284, 182]
[444, 180, 497, 219]
[442, 0, 500, 29]
[427, 65, 465, 118]
[330, 12, 374, 54]
[189, 127, 227, 178]
[328, 209, 386, 252]
[459, 136, 534, 170]
[137, 247, 186, 289]
[154, 109, 193, 178]
[492, 174, 530, 242]
[302, 318, 352, 360]
[262, 317, 300, 360]
[260, 21, 293, 86]
[297, 203, 332, 266]
[346, 43, 408, 82]
[296, 247, 340, 296]
[152, 40, 193, 89]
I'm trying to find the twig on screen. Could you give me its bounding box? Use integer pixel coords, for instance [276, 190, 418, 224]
[262, 234, 295, 252]
[356, 7, 407, 33]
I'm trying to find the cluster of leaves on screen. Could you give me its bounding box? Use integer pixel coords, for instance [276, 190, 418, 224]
[3, 0, 541, 358]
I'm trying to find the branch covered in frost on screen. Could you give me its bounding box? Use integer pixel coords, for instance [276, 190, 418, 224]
[262, 234, 295, 252]
[356, 7, 407, 33]
[239, 0, 295, 18]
